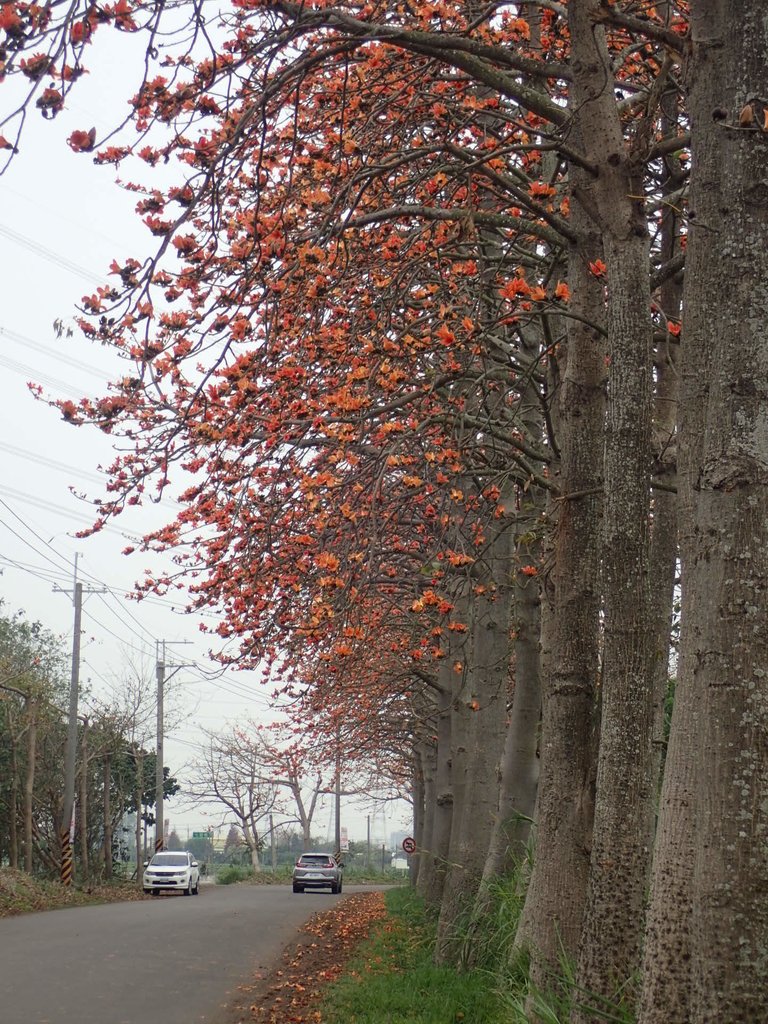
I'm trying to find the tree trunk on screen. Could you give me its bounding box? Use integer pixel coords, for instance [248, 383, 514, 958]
[483, 559, 541, 882]
[682, 6, 766, 1019]
[415, 732, 438, 899]
[410, 745, 426, 888]
[9, 727, 19, 870]
[569, 3, 658, 1013]
[423, 667, 453, 909]
[436, 520, 514, 963]
[134, 747, 144, 885]
[79, 716, 89, 883]
[23, 699, 37, 875]
[515, 141, 605, 989]
[245, 824, 262, 872]
[103, 751, 112, 880]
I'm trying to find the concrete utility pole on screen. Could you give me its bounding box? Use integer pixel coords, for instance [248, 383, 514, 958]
[334, 724, 342, 857]
[155, 641, 165, 854]
[154, 639, 191, 854]
[55, 556, 105, 886]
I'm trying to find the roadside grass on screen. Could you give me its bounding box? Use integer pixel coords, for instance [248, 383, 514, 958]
[0, 867, 143, 917]
[320, 887, 507, 1024]
[317, 870, 633, 1024]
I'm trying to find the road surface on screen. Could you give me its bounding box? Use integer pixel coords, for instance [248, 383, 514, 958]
[0, 882, 349, 1024]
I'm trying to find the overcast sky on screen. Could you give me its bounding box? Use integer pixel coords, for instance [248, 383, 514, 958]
[0, 28, 409, 845]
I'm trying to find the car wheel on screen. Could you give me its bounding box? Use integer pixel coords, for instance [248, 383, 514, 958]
[293, 883, 303, 893]
[331, 881, 339, 894]
[337, 880, 342, 893]
[184, 879, 193, 896]
[143, 888, 151, 894]
[193, 880, 199, 895]
[151, 890, 159, 896]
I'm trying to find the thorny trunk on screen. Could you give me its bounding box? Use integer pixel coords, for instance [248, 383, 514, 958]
[648, 65, 683, 801]
[436, 510, 514, 963]
[515, 130, 605, 988]
[570, 1, 657, 1013]
[676, 5, 766, 1020]
[422, 664, 454, 909]
[410, 747, 425, 887]
[414, 731, 437, 897]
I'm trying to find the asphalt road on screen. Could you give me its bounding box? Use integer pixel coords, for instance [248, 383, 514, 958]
[0, 881, 350, 1024]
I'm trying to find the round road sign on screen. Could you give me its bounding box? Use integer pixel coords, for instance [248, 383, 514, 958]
[402, 836, 416, 854]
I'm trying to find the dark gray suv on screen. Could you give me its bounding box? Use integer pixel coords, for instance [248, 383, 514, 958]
[292, 852, 343, 894]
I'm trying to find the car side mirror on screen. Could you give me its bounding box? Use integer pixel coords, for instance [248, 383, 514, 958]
[191, 861, 198, 867]
[143, 861, 149, 868]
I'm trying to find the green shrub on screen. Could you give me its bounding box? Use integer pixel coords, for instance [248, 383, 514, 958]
[215, 864, 254, 885]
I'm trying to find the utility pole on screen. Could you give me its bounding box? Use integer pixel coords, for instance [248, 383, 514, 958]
[154, 639, 191, 854]
[155, 641, 165, 854]
[55, 556, 105, 886]
[334, 723, 342, 858]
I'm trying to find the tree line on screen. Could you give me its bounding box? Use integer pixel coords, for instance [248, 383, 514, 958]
[0, 605, 177, 879]
[2, 1, 766, 1020]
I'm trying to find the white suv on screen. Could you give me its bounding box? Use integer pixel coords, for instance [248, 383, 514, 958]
[143, 851, 200, 896]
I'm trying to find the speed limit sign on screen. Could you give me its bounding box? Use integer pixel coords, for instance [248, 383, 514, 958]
[402, 836, 416, 854]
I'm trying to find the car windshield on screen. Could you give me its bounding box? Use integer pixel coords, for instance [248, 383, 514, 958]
[150, 854, 188, 866]
[299, 856, 333, 867]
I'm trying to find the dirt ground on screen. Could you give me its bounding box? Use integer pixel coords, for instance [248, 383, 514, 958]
[222, 890, 388, 1024]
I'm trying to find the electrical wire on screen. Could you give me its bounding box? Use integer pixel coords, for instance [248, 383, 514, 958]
[0, 324, 116, 382]
[0, 224, 106, 286]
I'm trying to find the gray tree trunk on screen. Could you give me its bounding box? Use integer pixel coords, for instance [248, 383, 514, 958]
[423, 666, 454, 909]
[436, 514, 514, 962]
[134, 747, 144, 885]
[23, 699, 37, 875]
[642, 6, 768, 1020]
[103, 751, 112, 880]
[515, 148, 605, 988]
[414, 731, 437, 898]
[9, 720, 19, 870]
[569, 2, 657, 1013]
[687, 5, 767, 1019]
[79, 717, 89, 882]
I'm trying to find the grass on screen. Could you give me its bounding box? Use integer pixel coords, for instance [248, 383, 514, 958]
[320, 887, 507, 1023]
[318, 866, 637, 1024]
[0, 867, 144, 917]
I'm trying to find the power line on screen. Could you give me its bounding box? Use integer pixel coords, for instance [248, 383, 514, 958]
[0, 350, 96, 400]
[0, 324, 114, 382]
[0, 438, 107, 486]
[0, 224, 106, 286]
[0, 483, 137, 536]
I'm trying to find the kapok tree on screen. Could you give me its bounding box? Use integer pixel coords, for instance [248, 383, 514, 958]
[4, 2, 717, 1018]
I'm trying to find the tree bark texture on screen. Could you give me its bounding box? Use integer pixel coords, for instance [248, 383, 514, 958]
[685, 5, 768, 1019]
[436, 516, 514, 963]
[23, 699, 37, 875]
[569, 2, 657, 1014]
[103, 752, 113, 880]
[515, 191, 605, 985]
[423, 668, 454, 909]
